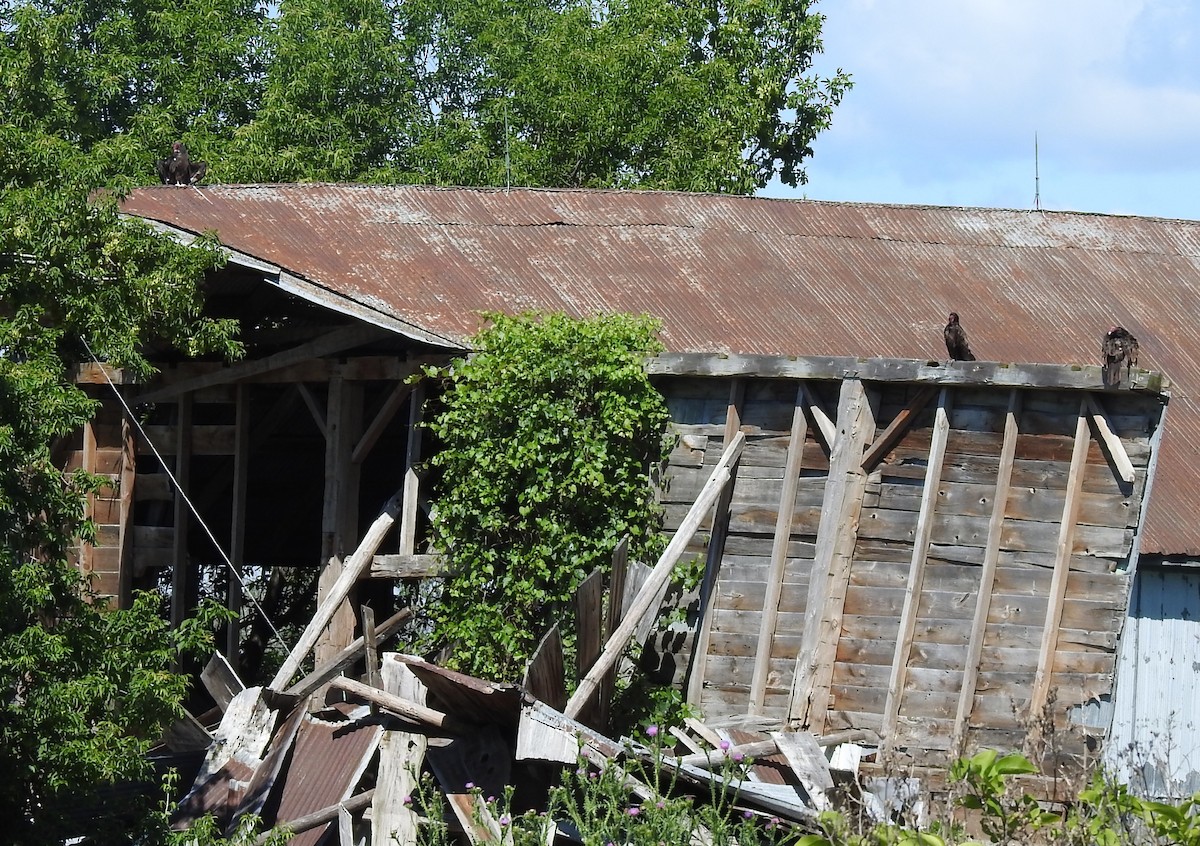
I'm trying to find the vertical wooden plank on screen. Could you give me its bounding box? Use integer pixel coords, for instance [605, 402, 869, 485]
[749, 383, 808, 714]
[789, 378, 876, 731]
[575, 567, 604, 681]
[398, 380, 426, 556]
[880, 388, 952, 756]
[598, 536, 629, 731]
[952, 388, 1021, 757]
[373, 656, 427, 846]
[171, 394, 193, 629]
[523, 625, 566, 711]
[362, 606, 380, 689]
[226, 383, 250, 668]
[318, 373, 363, 664]
[1027, 399, 1091, 741]
[686, 378, 745, 707]
[116, 407, 137, 609]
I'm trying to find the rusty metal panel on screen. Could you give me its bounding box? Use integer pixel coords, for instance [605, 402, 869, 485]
[120, 186, 1198, 554]
[270, 710, 382, 846]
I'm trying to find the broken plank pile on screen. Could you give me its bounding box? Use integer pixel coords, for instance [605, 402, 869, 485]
[159, 431, 888, 843]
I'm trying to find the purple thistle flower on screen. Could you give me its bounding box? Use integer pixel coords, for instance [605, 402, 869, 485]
[732, 751, 745, 762]
[743, 809, 754, 819]
[627, 806, 640, 816]
[646, 724, 659, 738]
[719, 739, 731, 751]
[499, 815, 511, 826]
[465, 782, 475, 790]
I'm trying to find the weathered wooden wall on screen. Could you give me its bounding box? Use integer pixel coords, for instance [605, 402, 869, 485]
[655, 359, 1165, 776]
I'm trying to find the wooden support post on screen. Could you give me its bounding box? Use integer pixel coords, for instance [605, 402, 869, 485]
[1027, 399, 1091, 745]
[226, 384, 250, 669]
[398, 380, 426, 556]
[171, 393, 193, 629]
[318, 373, 363, 664]
[880, 388, 952, 757]
[599, 537, 630, 730]
[687, 379, 745, 707]
[750, 384, 808, 714]
[566, 432, 746, 719]
[789, 378, 877, 731]
[952, 389, 1021, 757]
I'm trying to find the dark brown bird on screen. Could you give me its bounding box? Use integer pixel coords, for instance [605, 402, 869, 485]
[944, 312, 976, 361]
[156, 141, 207, 185]
[1103, 326, 1139, 386]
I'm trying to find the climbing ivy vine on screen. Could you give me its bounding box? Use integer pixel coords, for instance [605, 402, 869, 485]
[423, 311, 671, 681]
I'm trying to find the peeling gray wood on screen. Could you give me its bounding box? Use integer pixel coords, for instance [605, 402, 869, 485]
[373, 656, 428, 846]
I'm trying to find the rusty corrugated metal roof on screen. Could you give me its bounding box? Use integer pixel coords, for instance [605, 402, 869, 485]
[121, 184, 1200, 555]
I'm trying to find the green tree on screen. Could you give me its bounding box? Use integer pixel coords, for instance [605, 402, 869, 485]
[0, 128, 241, 844]
[424, 312, 671, 680]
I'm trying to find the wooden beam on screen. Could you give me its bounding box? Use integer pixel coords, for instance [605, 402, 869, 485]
[284, 606, 412, 700]
[352, 381, 413, 464]
[331, 676, 463, 732]
[137, 324, 386, 404]
[270, 489, 404, 691]
[860, 385, 938, 471]
[646, 352, 1170, 395]
[750, 384, 808, 714]
[789, 379, 877, 731]
[296, 383, 327, 438]
[599, 536, 630, 731]
[226, 384, 250, 668]
[799, 381, 836, 450]
[398, 380, 426, 556]
[170, 394, 193, 629]
[361, 605, 380, 690]
[1084, 394, 1136, 483]
[952, 389, 1021, 758]
[254, 790, 376, 846]
[686, 378, 745, 707]
[566, 432, 746, 719]
[1027, 399, 1091, 740]
[880, 388, 952, 757]
[318, 374, 362, 664]
[370, 553, 445, 578]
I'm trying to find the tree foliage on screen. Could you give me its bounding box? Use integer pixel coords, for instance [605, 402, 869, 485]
[3, 0, 849, 190]
[423, 312, 671, 680]
[0, 126, 241, 846]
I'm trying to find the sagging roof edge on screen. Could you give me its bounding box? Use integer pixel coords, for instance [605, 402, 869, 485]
[132, 217, 468, 352]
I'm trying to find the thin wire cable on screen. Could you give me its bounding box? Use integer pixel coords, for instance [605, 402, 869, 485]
[80, 339, 291, 654]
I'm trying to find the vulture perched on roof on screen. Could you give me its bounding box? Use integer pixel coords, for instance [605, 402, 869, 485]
[156, 141, 207, 185]
[1103, 326, 1139, 386]
[943, 312, 976, 361]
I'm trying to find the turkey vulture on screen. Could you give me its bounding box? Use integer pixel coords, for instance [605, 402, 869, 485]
[944, 312, 976, 361]
[156, 141, 207, 185]
[1103, 326, 1139, 386]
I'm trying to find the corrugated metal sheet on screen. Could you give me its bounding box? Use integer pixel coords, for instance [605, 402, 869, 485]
[1108, 567, 1200, 797]
[120, 185, 1200, 553]
[270, 710, 381, 846]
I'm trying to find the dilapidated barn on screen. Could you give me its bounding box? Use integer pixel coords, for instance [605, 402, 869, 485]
[65, 186, 1199, 811]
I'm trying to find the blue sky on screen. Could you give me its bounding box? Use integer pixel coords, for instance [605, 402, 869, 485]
[766, 1, 1200, 222]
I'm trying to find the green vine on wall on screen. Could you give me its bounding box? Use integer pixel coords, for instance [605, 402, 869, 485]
[421, 311, 671, 681]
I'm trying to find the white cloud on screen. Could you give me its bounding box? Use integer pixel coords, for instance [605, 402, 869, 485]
[790, 0, 1200, 217]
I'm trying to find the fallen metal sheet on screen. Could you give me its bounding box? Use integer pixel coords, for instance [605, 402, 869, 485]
[393, 654, 524, 731]
[269, 710, 383, 846]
